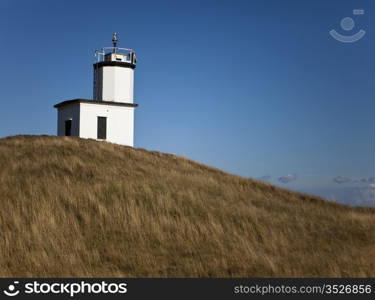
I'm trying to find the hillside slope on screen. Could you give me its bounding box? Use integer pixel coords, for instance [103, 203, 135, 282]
[0, 135, 375, 277]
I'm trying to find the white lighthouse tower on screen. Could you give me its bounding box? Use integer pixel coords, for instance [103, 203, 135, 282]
[54, 33, 138, 146]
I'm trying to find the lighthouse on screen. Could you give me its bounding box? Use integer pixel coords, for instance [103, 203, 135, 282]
[54, 33, 138, 146]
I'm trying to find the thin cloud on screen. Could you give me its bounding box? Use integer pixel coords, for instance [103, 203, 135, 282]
[360, 177, 375, 184]
[355, 186, 375, 206]
[278, 174, 297, 184]
[326, 186, 375, 207]
[333, 176, 351, 184]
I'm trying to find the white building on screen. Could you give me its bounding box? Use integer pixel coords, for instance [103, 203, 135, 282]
[54, 33, 138, 146]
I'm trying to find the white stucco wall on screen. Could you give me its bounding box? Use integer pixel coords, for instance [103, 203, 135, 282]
[57, 103, 80, 136]
[56, 102, 135, 147]
[79, 102, 134, 146]
[94, 66, 134, 103]
[93, 67, 103, 101]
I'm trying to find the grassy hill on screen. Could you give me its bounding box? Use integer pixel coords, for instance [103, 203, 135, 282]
[0, 135, 375, 277]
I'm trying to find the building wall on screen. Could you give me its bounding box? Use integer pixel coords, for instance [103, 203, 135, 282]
[57, 103, 80, 136]
[93, 67, 103, 101]
[79, 102, 134, 146]
[94, 66, 134, 103]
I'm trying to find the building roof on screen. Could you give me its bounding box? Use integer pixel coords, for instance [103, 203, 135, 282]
[54, 99, 138, 109]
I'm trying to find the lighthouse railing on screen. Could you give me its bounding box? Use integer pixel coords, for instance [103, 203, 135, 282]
[94, 47, 136, 63]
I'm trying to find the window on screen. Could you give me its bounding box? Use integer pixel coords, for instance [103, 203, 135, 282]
[65, 120, 72, 136]
[97, 117, 107, 140]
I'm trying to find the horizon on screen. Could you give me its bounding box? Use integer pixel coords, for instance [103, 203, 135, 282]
[0, 0, 374, 206]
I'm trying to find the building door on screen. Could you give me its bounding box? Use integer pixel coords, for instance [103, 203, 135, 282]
[65, 120, 72, 136]
[97, 117, 107, 140]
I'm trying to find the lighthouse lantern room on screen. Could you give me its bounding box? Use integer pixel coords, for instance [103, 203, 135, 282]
[54, 33, 138, 146]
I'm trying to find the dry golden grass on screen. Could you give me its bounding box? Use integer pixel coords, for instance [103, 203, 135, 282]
[0, 135, 375, 277]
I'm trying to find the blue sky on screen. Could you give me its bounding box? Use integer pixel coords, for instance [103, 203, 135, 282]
[0, 0, 374, 206]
